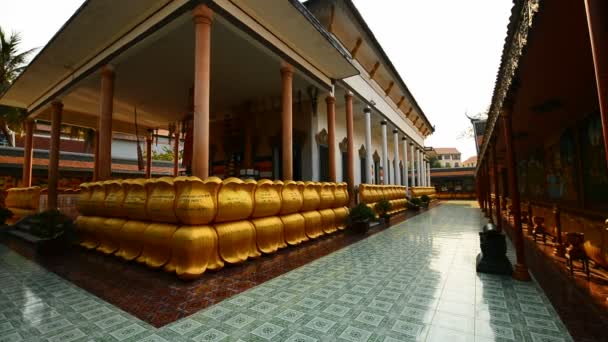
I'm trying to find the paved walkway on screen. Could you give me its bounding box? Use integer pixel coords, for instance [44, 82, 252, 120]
[0, 201, 572, 341]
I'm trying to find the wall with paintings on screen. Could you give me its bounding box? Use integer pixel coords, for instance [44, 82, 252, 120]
[517, 113, 607, 211]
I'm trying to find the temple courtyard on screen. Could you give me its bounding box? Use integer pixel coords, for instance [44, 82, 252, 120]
[0, 201, 573, 342]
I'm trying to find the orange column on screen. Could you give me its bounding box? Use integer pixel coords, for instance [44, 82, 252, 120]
[22, 119, 34, 187]
[501, 105, 531, 281]
[345, 92, 355, 205]
[92, 130, 99, 181]
[173, 131, 180, 176]
[281, 63, 294, 180]
[98, 65, 114, 181]
[584, 0, 608, 162]
[48, 101, 62, 210]
[485, 157, 493, 222]
[326, 94, 336, 182]
[491, 138, 502, 231]
[145, 132, 153, 179]
[243, 123, 253, 169]
[192, 5, 213, 180]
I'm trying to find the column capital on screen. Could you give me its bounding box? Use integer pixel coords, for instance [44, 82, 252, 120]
[392, 129, 399, 134]
[280, 62, 294, 77]
[364, 106, 371, 114]
[325, 95, 336, 104]
[402, 136, 407, 141]
[193, 4, 213, 25]
[100, 65, 115, 79]
[380, 120, 387, 125]
[51, 100, 63, 110]
[344, 91, 353, 100]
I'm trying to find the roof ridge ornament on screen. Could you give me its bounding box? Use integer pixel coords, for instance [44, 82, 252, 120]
[477, 0, 541, 171]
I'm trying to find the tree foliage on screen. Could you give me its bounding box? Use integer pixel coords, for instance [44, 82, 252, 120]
[1, 27, 38, 144]
[457, 108, 489, 140]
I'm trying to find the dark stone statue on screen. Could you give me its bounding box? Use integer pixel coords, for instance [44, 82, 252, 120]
[476, 223, 513, 275]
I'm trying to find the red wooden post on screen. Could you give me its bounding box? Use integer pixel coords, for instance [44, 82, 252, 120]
[501, 104, 531, 281]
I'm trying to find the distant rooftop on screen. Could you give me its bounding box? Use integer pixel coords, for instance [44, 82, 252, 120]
[462, 156, 477, 164]
[434, 147, 460, 154]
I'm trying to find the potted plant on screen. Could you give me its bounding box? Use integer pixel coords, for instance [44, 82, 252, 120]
[0, 207, 13, 227]
[28, 210, 77, 254]
[348, 203, 376, 234]
[408, 197, 422, 211]
[420, 195, 430, 208]
[375, 198, 393, 227]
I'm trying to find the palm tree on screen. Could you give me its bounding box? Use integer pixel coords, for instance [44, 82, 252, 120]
[0, 26, 37, 146]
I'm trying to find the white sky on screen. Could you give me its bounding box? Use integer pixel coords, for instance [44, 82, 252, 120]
[0, 0, 512, 161]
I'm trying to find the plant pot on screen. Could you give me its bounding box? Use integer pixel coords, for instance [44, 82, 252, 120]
[351, 219, 370, 234]
[382, 215, 391, 227]
[35, 236, 71, 256]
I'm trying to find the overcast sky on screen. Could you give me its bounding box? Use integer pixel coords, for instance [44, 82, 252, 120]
[0, 0, 512, 161]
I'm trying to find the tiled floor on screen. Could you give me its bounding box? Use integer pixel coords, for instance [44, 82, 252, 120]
[0, 206, 432, 328]
[0, 201, 573, 341]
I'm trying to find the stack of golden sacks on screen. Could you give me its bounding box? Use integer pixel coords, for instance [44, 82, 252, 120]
[4, 186, 41, 224]
[411, 187, 438, 201]
[75, 177, 349, 279]
[358, 184, 407, 216]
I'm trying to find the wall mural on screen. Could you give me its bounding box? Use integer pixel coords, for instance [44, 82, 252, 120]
[519, 148, 545, 199]
[580, 114, 608, 207]
[517, 114, 606, 209]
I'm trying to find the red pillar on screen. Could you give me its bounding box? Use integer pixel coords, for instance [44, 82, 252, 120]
[92, 130, 99, 181]
[501, 105, 531, 281]
[491, 139, 502, 231]
[485, 160, 493, 221]
[281, 64, 294, 180]
[145, 133, 153, 179]
[98, 65, 114, 181]
[326, 94, 336, 182]
[345, 92, 355, 206]
[48, 101, 62, 210]
[192, 5, 213, 180]
[584, 0, 608, 162]
[173, 131, 180, 177]
[22, 119, 34, 187]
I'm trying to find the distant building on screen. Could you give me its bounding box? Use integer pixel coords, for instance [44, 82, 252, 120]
[434, 148, 461, 168]
[462, 156, 477, 168]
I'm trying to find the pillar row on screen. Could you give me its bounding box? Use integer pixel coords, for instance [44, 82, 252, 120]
[393, 129, 400, 185]
[402, 137, 409, 189]
[410, 143, 416, 187]
[381, 121, 388, 185]
[364, 107, 372, 184]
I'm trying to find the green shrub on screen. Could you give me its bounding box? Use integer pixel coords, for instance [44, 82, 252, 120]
[0, 208, 13, 225]
[29, 210, 76, 241]
[409, 197, 422, 206]
[349, 203, 376, 222]
[374, 198, 392, 217]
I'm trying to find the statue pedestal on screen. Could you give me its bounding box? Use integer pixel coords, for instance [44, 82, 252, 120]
[476, 223, 512, 275]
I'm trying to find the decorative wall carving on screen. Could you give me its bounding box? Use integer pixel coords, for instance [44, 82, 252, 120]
[359, 145, 366, 159]
[478, 0, 541, 168]
[315, 129, 328, 147]
[339, 138, 348, 153]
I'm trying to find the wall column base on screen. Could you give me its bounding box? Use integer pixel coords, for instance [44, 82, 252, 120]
[512, 263, 531, 281]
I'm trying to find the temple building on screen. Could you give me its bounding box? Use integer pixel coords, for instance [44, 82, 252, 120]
[476, 0, 608, 337]
[434, 147, 462, 168]
[0, 0, 434, 210]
